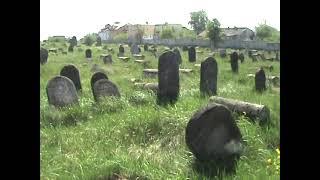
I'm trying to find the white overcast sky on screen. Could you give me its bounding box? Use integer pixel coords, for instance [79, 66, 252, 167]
[40, 0, 280, 40]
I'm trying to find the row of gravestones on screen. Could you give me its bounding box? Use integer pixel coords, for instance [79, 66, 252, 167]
[46, 64, 120, 107]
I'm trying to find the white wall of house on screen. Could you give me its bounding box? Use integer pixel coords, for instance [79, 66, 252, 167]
[98, 31, 112, 41]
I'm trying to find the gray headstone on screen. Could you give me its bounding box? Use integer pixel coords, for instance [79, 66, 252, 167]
[130, 44, 139, 55]
[200, 57, 218, 96]
[173, 48, 182, 64]
[188, 46, 196, 62]
[220, 49, 226, 58]
[85, 49, 92, 58]
[144, 44, 148, 51]
[255, 68, 266, 92]
[90, 72, 108, 93]
[46, 76, 79, 107]
[230, 52, 239, 73]
[40, 48, 48, 64]
[60, 64, 82, 91]
[157, 51, 180, 105]
[93, 79, 121, 102]
[102, 54, 112, 64]
[185, 103, 242, 161]
[119, 45, 124, 54]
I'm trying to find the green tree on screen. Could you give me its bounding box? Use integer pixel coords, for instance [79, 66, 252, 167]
[83, 33, 97, 46]
[255, 23, 279, 42]
[207, 18, 221, 42]
[160, 27, 174, 39]
[188, 10, 209, 35]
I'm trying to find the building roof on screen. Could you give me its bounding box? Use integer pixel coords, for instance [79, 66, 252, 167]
[220, 27, 253, 37]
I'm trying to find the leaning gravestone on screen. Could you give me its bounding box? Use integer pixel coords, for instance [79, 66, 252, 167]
[90, 71, 108, 92]
[60, 64, 82, 91]
[46, 76, 79, 107]
[255, 68, 266, 92]
[92, 79, 121, 102]
[200, 57, 218, 96]
[188, 46, 196, 62]
[186, 103, 243, 162]
[144, 44, 148, 51]
[230, 52, 239, 73]
[173, 48, 182, 64]
[130, 44, 139, 55]
[40, 47, 48, 64]
[157, 51, 180, 105]
[85, 49, 92, 58]
[239, 53, 245, 63]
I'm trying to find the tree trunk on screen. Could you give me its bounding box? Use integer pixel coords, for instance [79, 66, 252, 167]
[209, 96, 270, 123]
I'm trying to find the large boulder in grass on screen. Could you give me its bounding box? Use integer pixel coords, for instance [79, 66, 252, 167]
[186, 103, 243, 162]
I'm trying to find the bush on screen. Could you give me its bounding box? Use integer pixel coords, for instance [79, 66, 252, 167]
[160, 28, 174, 39]
[113, 33, 128, 42]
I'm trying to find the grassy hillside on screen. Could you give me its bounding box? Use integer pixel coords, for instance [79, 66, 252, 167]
[40, 42, 280, 179]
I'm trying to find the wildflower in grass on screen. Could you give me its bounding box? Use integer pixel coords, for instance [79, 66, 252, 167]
[267, 159, 272, 164]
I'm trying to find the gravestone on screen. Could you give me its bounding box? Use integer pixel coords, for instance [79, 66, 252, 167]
[276, 52, 279, 61]
[118, 45, 125, 57]
[90, 71, 108, 91]
[85, 49, 92, 58]
[230, 52, 239, 73]
[130, 44, 139, 55]
[157, 51, 180, 105]
[138, 47, 141, 53]
[188, 46, 196, 62]
[101, 54, 112, 64]
[144, 44, 148, 51]
[173, 48, 182, 64]
[46, 76, 79, 107]
[255, 68, 266, 92]
[186, 103, 243, 161]
[40, 47, 48, 64]
[60, 64, 82, 91]
[200, 57, 218, 96]
[68, 45, 74, 52]
[96, 36, 102, 46]
[92, 79, 121, 102]
[239, 53, 245, 63]
[220, 49, 227, 58]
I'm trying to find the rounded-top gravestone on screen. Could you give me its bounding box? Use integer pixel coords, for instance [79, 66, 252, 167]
[92, 79, 121, 102]
[90, 71, 108, 91]
[173, 48, 182, 64]
[60, 64, 82, 91]
[188, 46, 196, 62]
[40, 47, 48, 64]
[46, 76, 79, 107]
[255, 68, 266, 92]
[102, 54, 112, 64]
[200, 57, 218, 96]
[157, 51, 180, 105]
[185, 103, 242, 162]
[220, 49, 227, 58]
[230, 52, 239, 73]
[85, 49, 92, 58]
[131, 44, 139, 55]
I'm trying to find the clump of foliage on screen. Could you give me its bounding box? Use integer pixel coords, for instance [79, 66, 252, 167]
[255, 23, 280, 42]
[188, 10, 209, 35]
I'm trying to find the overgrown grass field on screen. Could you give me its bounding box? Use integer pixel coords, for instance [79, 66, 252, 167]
[40, 42, 280, 179]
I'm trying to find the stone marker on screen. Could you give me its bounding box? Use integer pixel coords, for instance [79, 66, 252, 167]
[144, 44, 148, 51]
[133, 54, 145, 59]
[188, 46, 196, 62]
[90, 71, 108, 91]
[60, 64, 82, 91]
[134, 60, 149, 64]
[40, 47, 48, 64]
[173, 48, 182, 64]
[185, 103, 243, 161]
[96, 36, 102, 46]
[46, 76, 79, 107]
[143, 69, 158, 78]
[255, 68, 266, 92]
[118, 45, 125, 57]
[100, 54, 112, 64]
[130, 44, 139, 55]
[118, 57, 130, 61]
[85, 49, 92, 58]
[230, 52, 239, 73]
[157, 51, 179, 105]
[275, 52, 280, 61]
[200, 57, 218, 96]
[68, 45, 74, 52]
[209, 96, 270, 123]
[49, 48, 58, 53]
[179, 69, 193, 73]
[220, 49, 227, 58]
[92, 79, 121, 102]
[239, 53, 244, 63]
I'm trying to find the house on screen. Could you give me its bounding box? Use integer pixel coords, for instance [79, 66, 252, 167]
[198, 27, 255, 41]
[98, 23, 129, 41]
[153, 24, 186, 40]
[127, 24, 155, 42]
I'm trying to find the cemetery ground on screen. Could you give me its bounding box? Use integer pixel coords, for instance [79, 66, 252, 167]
[40, 42, 280, 179]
